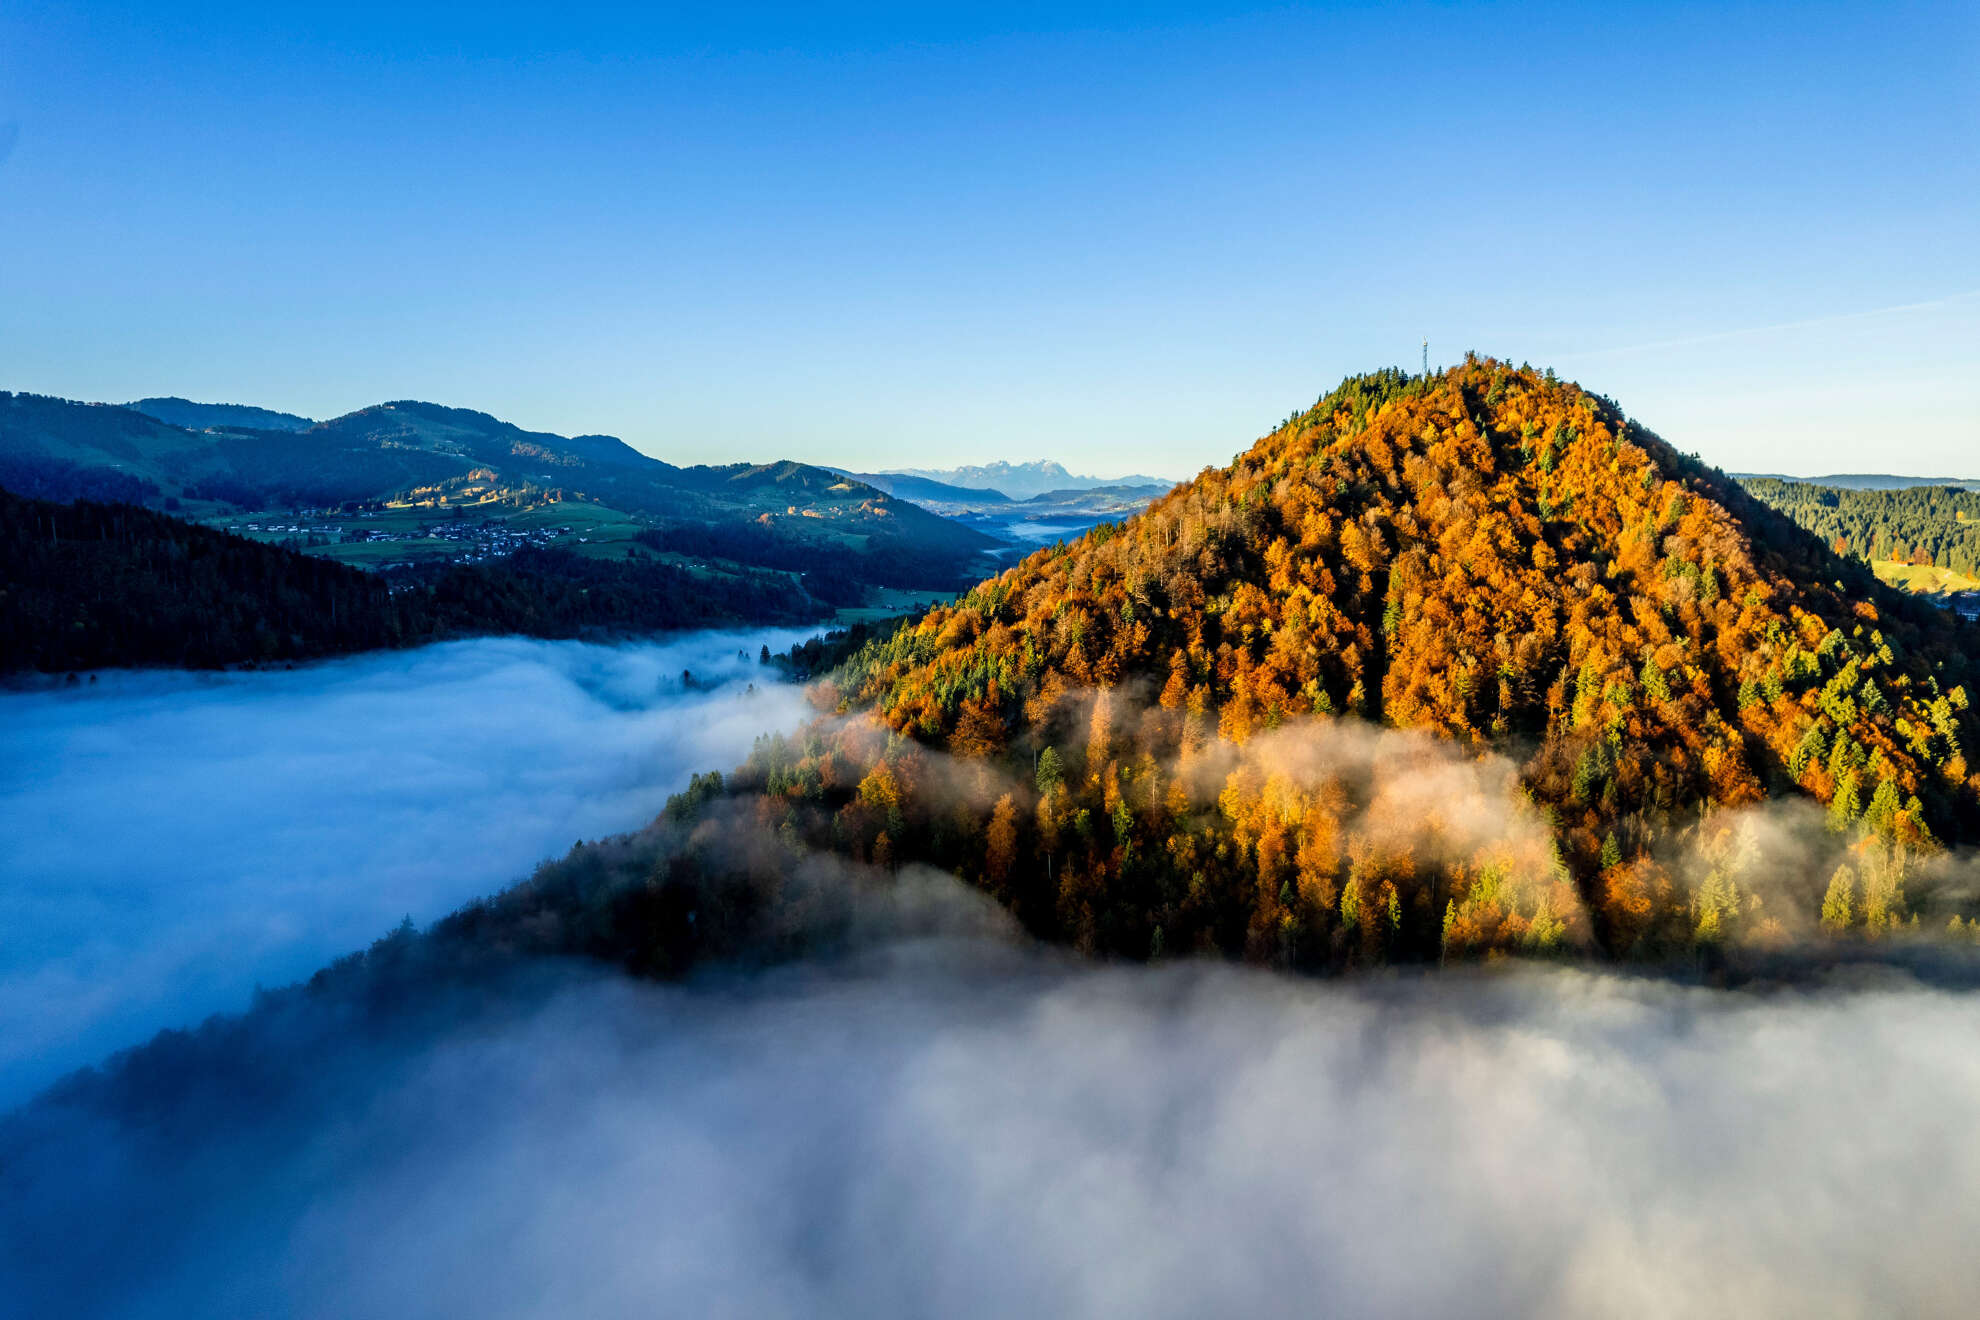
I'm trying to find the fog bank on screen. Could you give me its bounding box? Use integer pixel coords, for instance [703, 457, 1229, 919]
[6, 884, 1978, 1319]
[0, 631, 814, 1103]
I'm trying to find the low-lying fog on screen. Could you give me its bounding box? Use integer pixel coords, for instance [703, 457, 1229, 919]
[10, 643, 1980, 1317]
[0, 631, 815, 1104]
[5, 873, 1977, 1320]
[1004, 519, 1096, 543]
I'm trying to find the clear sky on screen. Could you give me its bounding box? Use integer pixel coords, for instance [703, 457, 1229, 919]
[1, 2, 1974, 477]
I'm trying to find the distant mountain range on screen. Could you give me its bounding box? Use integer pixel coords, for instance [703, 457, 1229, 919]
[835, 467, 1173, 508]
[832, 470, 1011, 506]
[0, 392, 996, 590]
[881, 459, 1176, 501]
[831, 465, 1178, 554]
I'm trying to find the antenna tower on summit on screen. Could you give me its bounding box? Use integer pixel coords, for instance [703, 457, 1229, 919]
[1422, 340, 1428, 377]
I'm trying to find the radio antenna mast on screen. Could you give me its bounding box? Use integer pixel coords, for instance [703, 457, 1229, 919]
[1422, 339, 1428, 377]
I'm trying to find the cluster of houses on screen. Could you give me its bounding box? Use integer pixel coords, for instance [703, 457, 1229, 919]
[1942, 592, 1980, 622]
[227, 514, 583, 566]
[358, 519, 580, 564]
[232, 521, 320, 536]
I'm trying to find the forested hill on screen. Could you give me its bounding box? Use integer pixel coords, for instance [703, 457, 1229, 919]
[838, 358, 1978, 831]
[775, 359, 1980, 962]
[125, 397, 316, 433]
[0, 489, 819, 672]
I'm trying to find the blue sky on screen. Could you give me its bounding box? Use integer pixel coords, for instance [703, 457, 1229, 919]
[1, 2, 1973, 476]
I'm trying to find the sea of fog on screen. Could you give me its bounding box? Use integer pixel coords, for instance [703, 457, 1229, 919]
[0, 630, 817, 1105]
[9, 635, 1980, 1317]
[6, 878, 1979, 1319]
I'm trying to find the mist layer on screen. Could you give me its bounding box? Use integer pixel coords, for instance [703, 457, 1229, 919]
[5, 895, 1976, 1319]
[0, 630, 814, 1103]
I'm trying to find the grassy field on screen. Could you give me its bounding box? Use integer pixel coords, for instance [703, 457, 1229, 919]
[1873, 560, 1980, 596]
[506, 500, 647, 549]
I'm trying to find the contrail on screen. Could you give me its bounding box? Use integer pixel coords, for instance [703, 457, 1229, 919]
[1556, 288, 1980, 362]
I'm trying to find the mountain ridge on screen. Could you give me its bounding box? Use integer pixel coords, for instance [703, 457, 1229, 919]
[18, 359, 1980, 1049]
[126, 397, 317, 433]
[0, 391, 996, 588]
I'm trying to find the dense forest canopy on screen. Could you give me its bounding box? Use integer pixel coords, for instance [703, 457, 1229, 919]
[449, 358, 1980, 979]
[1740, 477, 1980, 581]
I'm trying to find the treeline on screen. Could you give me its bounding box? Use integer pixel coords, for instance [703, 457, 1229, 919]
[0, 489, 821, 672]
[1742, 478, 1980, 580]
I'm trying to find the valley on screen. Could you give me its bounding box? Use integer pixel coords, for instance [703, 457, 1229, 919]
[7, 6, 1968, 1314]
[0, 393, 994, 665]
